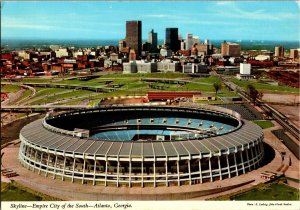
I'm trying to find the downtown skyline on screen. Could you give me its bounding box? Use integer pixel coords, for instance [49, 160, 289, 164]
[1, 1, 300, 42]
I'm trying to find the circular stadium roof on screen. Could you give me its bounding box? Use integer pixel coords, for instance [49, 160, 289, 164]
[20, 105, 263, 158]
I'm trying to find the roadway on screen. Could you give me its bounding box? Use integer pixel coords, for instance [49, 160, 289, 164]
[1, 105, 90, 112]
[221, 76, 299, 141]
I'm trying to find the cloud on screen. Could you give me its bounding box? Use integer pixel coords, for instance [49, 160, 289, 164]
[214, 2, 297, 21]
[215, 1, 235, 6]
[2, 16, 123, 33]
[167, 19, 239, 26]
[2, 18, 54, 30]
[142, 14, 180, 19]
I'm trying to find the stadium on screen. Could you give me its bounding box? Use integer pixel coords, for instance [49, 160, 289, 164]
[19, 105, 264, 187]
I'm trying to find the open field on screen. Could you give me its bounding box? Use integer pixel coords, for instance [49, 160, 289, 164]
[29, 90, 94, 105]
[2, 71, 299, 201]
[1, 181, 61, 201]
[2, 74, 240, 107]
[34, 87, 72, 97]
[231, 78, 299, 94]
[14, 89, 32, 103]
[272, 105, 300, 128]
[210, 178, 299, 201]
[1, 84, 21, 92]
[101, 72, 191, 79]
[21, 78, 56, 83]
[262, 93, 299, 104]
[232, 182, 299, 201]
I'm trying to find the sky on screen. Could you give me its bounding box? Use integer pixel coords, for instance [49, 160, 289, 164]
[1, 1, 299, 41]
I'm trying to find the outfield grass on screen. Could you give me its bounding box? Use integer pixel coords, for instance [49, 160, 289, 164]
[231, 78, 299, 93]
[253, 120, 274, 129]
[1, 181, 61, 201]
[1, 84, 21, 93]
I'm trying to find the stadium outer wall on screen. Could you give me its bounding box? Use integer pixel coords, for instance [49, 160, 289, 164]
[18, 105, 264, 188]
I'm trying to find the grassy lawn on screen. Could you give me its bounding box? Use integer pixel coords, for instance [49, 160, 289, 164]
[1, 84, 21, 92]
[185, 82, 214, 92]
[192, 75, 222, 84]
[232, 182, 299, 200]
[34, 88, 71, 98]
[286, 177, 300, 183]
[30, 90, 94, 105]
[22, 78, 55, 83]
[231, 78, 299, 94]
[253, 120, 274, 129]
[4, 74, 241, 105]
[1, 181, 61, 201]
[52, 78, 116, 87]
[101, 72, 191, 79]
[14, 89, 32, 103]
[54, 79, 88, 85]
[217, 91, 239, 97]
[210, 178, 299, 201]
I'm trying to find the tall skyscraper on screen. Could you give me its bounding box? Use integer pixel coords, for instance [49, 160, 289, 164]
[126, 20, 142, 56]
[148, 29, 158, 50]
[290, 49, 299, 59]
[275, 46, 285, 57]
[186, 33, 193, 50]
[165, 28, 180, 53]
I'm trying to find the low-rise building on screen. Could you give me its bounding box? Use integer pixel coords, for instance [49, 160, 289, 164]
[236, 63, 254, 80]
[137, 61, 157, 73]
[157, 60, 179, 72]
[160, 49, 172, 57]
[182, 63, 208, 74]
[123, 61, 158, 74]
[18, 51, 30, 60]
[55, 48, 69, 58]
[216, 66, 239, 75]
[123, 62, 137, 73]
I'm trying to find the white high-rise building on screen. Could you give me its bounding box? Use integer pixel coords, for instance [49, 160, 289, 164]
[186, 33, 193, 50]
[181, 41, 186, 50]
[275, 46, 284, 57]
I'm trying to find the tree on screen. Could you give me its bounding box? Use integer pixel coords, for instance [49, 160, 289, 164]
[213, 82, 222, 95]
[247, 84, 262, 105]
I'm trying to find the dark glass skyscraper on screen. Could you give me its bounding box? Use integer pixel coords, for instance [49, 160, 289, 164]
[126, 20, 142, 56]
[148, 29, 158, 50]
[165, 28, 180, 53]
